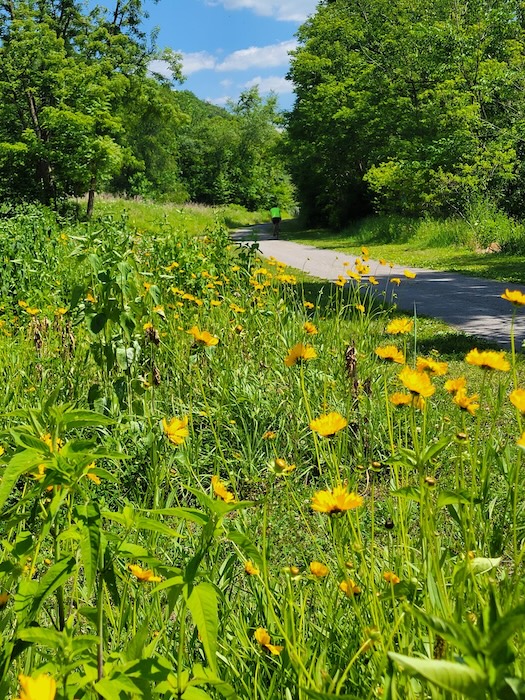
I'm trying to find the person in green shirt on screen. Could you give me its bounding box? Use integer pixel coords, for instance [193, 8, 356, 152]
[270, 205, 281, 238]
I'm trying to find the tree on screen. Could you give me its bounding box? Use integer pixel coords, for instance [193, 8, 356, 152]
[0, 0, 180, 215]
[287, 0, 525, 226]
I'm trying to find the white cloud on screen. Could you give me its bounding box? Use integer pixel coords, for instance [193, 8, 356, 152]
[180, 51, 217, 75]
[207, 0, 317, 22]
[148, 59, 173, 79]
[220, 79, 233, 88]
[243, 75, 294, 94]
[206, 96, 231, 106]
[217, 40, 297, 72]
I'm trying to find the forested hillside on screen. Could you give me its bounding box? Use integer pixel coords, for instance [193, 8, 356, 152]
[0, 1, 294, 214]
[287, 0, 525, 227]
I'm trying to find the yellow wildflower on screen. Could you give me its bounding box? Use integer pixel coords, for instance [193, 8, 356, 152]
[339, 579, 362, 597]
[26, 307, 40, 316]
[211, 475, 235, 503]
[310, 561, 329, 578]
[404, 270, 416, 279]
[444, 377, 467, 394]
[311, 485, 363, 513]
[262, 430, 277, 440]
[355, 304, 365, 313]
[254, 628, 283, 655]
[16, 674, 56, 700]
[18, 300, 28, 308]
[510, 389, 525, 413]
[162, 416, 189, 446]
[387, 318, 414, 335]
[245, 561, 260, 576]
[368, 275, 379, 285]
[465, 348, 510, 372]
[453, 389, 480, 416]
[335, 275, 346, 287]
[229, 303, 245, 313]
[347, 271, 361, 282]
[304, 301, 315, 309]
[0, 592, 9, 609]
[416, 357, 448, 376]
[128, 564, 161, 583]
[383, 571, 401, 585]
[389, 392, 412, 407]
[284, 343, 317, 367]
[501, 289, 525, 306]
[390, 277, 401, 285]
[270, 458, 296, 475]
[303, 321, 318, 335]
[398, 366, 435, 398]
[85, 292, 96, 303]
[375, 345, 405, 364]
[309, 412, 347, 437]
[187, 326, 219, 346]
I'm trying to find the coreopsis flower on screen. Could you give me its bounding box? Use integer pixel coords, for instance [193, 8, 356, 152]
[368, 275, 379, 285]
[347, 271, 361, 282]
[16, 674, 56, 700]
[229, 303, 245, 313]
[303, 321, 318, 335]
[262, 430, 277, 440]
[339, 579, 362, 597]
[310, 561, 329, 577]
[335, 275, 346, 287]
[404, 270, 416, 279]
[309, 412, 347, 437]
[270, 458, 296, 475]
[355, 304, 365, 313]
[510, 389, 525, 413]
[389, 392, 412, 407]
[162, 416, 189, 446]
[254, 628, 283, 655]
[375, 345, 405, 364]
[399, 366, 435, 398]
[284, 343, 317, 367]
[465, 349, 510, 372]
[416, 357, 448, 376]
[187, 326, 219, 346]
[311, 486, 363, 513]
[444, 377, 467, 394]
[361, 246, 369, 258]
[211, 475, 235, 503]
[128, 564, 162, 583]
[386, 318, 414, 335]
[245, 561, 260, 575]
[383, 571, 401, 585]
[304, 301, 315, 309]
[453, 389, 480, 416]
[390, 277, 401, 285]
[501, 289, 525, 307]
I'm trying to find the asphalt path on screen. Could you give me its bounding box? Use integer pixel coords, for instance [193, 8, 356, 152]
[231, 225, 525, 348]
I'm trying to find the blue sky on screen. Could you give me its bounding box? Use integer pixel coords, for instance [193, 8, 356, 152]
[144, 0, 319, 110]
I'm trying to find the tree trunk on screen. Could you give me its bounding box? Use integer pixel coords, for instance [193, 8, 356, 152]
[87, 177, 96, 219]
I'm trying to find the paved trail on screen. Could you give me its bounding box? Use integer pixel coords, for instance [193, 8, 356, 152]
[231, 225, 525, 348]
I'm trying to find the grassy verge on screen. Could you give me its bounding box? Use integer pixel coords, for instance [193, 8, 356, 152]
[283, 215, 525, 284]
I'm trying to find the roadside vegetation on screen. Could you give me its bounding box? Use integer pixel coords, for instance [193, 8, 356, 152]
[0, 203, 525, 700]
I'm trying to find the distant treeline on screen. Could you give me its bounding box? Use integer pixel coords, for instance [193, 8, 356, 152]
[0, 1, 294, 216]
[286, 0, 525, 227]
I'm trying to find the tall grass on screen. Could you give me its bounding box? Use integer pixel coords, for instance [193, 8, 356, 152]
[0, 205, 524, 699]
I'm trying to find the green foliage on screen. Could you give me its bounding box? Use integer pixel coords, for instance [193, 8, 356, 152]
[287, 0, 525, 226]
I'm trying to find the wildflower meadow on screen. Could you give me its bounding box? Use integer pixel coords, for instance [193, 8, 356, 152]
[1, 205, 525, 699]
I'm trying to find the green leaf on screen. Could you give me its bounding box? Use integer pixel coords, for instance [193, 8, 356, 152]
[227, 531, 264, 570]
[94, 675, 143, 698]
[468, 557, 501, 575]
[487, 604, 525, 657]
[59, 409, 114, 429]
[91, 313, 107, 334]
[437, 489, 473, 509]
[150, 507, 209, 527]
[185, 582, 218, 675]
[76, 503, 104, 596]
[136, 516, 184, 539]
[391, 485, 421, 502]
[151, 575, 184, 595]
[182, 688, 212, 700]
[18, 557, 75, 624]
[17, 627, 64, 649]
[0, 452, 45, 511]
[388, 652, 487, 699]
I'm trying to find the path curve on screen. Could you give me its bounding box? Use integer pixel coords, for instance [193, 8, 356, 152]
[231, 225, 525, 349]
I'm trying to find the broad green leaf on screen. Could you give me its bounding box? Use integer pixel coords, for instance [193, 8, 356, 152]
[136, 516, 184, 538]
[151, 575, 184, 595]
[19, 557, 75, 624]
[183, 688, 212, 700]
[150, 507, 209, 526]
[388, 652, 487, 699]
[94, 675, 143, 698]
[409, 607, 479, 657]
[17, 627, 64, 649]
[487, 604, 525, 657]
[503, 677, 525, 699]
[227, 531, 264, 570]
[76, 503, 104, 596]
[469, 557, 501, 575]
[437, 489, 473, 509]
[391, 485, 421, 502]
[0, 453, 45, 511]
[185, 582, 219, 675]
[91, 313, 107, 334]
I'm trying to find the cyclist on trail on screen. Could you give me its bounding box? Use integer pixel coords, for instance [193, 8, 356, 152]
[270, 205, 281, 238]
